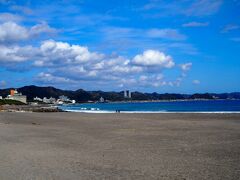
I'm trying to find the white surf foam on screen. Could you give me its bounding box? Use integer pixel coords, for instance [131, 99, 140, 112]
[63, 109, 240, 113]
[64, 109, 114, 113]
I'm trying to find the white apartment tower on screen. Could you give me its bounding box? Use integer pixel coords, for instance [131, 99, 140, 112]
[124, 90, 131, 98]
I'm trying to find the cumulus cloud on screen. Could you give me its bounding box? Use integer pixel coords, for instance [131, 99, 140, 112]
[0, 21, 57, 43]
[132, 50, 175, 68]
[182, 22, 209, 27]
[0, 37, 191, 89]
[180, 63, 192, 71]
[147, 28, 186, 40]
[33, 46, 183, 88]
[0, 22, 28, 43]
[0, 44, 34, 63]
[34, 39, 104, 67]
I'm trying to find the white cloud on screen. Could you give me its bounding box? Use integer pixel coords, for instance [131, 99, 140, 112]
[135, 73, 183, 88]
[10, 5, 33, 15]
[147, 28, 186, 40]
[37, 39, 104, 66]
[102, 26, 187, 42]
[141, 0, 222, 17]
[180, 63, 192, 71]
[0, 45, 34, 63]
[132, 50, 175, 68]
[0, 80, 6, 88]
[139, 75, 148, 81]
[37, 72, 76, 84]
[0, 13, 22, 22]
[99, 26, 195, 55]
[193, 80, 200, 84]
[184, 0, 223, 16]
[0, 22, 28, 43]
[0, 37, 190, 89]
[34, 47, 182, 89]
[111, 65, 143, 74]
[221, 24, 239, 33]
[182, 22, 209, 27]
[0, 21, 57, 43]
[30, 22, 57, 36]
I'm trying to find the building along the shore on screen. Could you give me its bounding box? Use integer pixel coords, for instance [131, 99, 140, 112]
[6, 89, 27, 104]
[34, 97, 43, 101]
[58, 95, 76, 104]
[33, 95, 75, 104]
[99, 97, 104, 103]
[43, 97, 56, 104]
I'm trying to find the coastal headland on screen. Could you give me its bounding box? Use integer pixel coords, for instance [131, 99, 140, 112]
[0, 112, 239, 179]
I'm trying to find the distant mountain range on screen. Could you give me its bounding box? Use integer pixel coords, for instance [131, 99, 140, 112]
[0, 85, 240, 103]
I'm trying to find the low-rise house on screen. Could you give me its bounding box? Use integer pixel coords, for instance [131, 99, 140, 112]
[59, 95, 70, 102]
[99, 97, 104, 103]
[43, 97, 56, 104]
[34, 97, 43, 101]
[58, 95, 76, 104]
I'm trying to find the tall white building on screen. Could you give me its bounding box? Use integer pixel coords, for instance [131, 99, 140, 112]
[124, 90, 131, 98]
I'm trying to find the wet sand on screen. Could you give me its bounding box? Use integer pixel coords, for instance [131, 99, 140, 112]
[0, 112, 240, 179]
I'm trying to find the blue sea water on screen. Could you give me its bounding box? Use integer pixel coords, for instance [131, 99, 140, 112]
[59, 100, 240, 113]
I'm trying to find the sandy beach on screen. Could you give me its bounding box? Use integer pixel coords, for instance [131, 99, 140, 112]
[0, 112, 240, 179]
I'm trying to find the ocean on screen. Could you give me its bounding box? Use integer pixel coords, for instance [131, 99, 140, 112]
[59, 100, 240, 113]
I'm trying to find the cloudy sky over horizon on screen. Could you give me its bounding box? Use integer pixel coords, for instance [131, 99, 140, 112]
[0, 0, 239, 93]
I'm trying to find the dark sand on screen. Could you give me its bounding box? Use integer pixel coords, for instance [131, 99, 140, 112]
[0, 112, 240, 180]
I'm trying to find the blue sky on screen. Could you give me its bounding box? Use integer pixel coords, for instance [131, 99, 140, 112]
[0, 0, 239, 93]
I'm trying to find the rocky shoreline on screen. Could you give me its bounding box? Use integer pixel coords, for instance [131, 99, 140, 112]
[0, 104, 64, 112]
